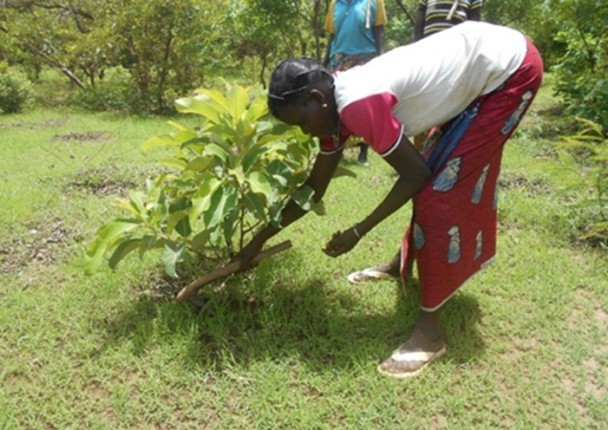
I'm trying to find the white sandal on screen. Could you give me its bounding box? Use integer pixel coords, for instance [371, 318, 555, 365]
[377, 345, 447, 379]
[347, 267, 398, 284]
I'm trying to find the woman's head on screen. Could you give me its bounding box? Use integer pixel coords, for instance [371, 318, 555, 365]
[268, 57, 338, 138]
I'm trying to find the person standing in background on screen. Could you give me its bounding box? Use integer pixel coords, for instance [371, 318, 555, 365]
[413, 0, 483, 42]
[323, 0, 387, 165]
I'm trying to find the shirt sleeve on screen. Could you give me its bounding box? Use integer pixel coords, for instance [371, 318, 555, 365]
[339, 92, 403, 157]
[374, 0, 388, 26]
[319, 132, 350, 155]
[324, 1, 336, 33]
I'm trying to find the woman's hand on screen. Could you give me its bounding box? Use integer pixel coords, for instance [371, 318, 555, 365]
[323, 226, 362, 257]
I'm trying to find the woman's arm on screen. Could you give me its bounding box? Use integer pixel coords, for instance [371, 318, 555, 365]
[357, 134, 430, 234]
[324, 134, 430, 256]
[239, 148, 343, 265]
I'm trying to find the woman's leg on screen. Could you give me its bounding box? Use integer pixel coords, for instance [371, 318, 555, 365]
[377, 309, 445, 378]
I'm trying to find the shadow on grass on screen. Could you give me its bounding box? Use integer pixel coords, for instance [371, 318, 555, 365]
[96, 262, 485, 374]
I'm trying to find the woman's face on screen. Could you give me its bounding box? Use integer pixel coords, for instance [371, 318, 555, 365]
[276, 91, 337, 138]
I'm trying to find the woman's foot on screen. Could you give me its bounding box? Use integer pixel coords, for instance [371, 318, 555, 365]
[377, 311, 445, 379]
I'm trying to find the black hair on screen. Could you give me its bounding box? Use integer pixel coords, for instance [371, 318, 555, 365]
[267, 57, 334, 117]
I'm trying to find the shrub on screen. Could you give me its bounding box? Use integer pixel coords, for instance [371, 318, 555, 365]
[70, 67, 136, 113]
[555, 118, 608, 247]
[85, 84, 322, 277]
[0, 68, 33, 113]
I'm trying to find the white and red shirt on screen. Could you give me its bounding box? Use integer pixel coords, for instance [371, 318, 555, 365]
[320, 21, 527, 156]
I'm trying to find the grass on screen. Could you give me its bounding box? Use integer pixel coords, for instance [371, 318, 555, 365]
[1, 78, 607, 429]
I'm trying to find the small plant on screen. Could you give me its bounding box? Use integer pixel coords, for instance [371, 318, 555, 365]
[85, 84, 319, 277]
[556, 118, 607, 246]
[0, 67, 33, 113]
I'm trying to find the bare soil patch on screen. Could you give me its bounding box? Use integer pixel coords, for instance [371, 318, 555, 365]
[0, 218, 75, 274]
[53, 130, 112, 144]
[498, 173, 550, 195]
[65, 166, 137, 196]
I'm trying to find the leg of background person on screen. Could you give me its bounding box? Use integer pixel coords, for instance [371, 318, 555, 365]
[413, 132, 427, 152]
[357, 142, 369, 164]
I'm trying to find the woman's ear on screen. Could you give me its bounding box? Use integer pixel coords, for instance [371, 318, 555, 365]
[308, 88, 328, 107]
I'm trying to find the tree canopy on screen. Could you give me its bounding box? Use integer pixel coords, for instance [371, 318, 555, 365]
[1, 0, 606, 127]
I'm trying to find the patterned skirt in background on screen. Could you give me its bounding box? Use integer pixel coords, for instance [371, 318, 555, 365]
[329, 52, 377, 72]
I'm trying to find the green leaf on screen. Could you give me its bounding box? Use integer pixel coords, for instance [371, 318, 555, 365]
[226, 85, 248, 123]
[108, 239, 142, 270]
[247, 171, 272, 199]
[166, 211, 191, 237]
[85, 220, 140, 275]
[196, 88, 229, 111]
[166, 120, 188, 131]
[190, 177, 222, 223]
[160, 157, 187, 171]
[222, 206, 240, 246]
[185, 156, 212, 172]
[203, 185, 238, 229]
[190, 229, 212, 252]
[244, 192, 267, 221]
[291, 185, 315, 211]
[141, 134, 180, 153]
[246, 94, 268, 122]
[203, 143, 230, 164]
[172, 129, 200, 145]
[113, 198, 142, 218]
[229, 166, 246, 185]
[175, 94, 225, 123]
[128, 191, 147, 220]
[162, 242, 185, 278]
[236, 119, 255, 143]
[266, 160, 291, 186]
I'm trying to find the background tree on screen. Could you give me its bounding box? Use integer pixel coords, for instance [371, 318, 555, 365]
[1, 0, 605, 125]
[0, 0, 96, 87]
[550, 0, 608, 130]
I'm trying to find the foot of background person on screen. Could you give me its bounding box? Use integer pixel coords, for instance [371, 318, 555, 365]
[377, 312, 445, 379]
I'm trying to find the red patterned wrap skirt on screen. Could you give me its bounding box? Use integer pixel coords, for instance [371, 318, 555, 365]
[401, 39, 544, 311]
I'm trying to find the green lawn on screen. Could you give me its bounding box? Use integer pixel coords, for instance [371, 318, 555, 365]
[1, 81, 607, 429]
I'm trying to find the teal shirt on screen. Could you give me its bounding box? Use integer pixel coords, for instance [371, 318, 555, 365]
[329, 0, 381, 58]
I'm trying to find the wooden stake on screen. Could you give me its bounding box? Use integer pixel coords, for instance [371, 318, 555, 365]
[176, 240, 292, 302]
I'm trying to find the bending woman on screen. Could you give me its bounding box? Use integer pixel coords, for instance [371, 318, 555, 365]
[239, 21, 543, 379]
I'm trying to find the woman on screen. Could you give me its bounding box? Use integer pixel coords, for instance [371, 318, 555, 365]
[239, 21, 543, 378]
